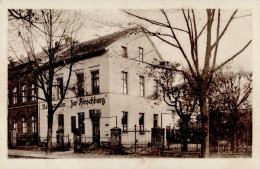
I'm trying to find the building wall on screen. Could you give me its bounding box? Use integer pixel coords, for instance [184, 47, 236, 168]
[8, 65, 39, 147]
[38, 31, 174, 145]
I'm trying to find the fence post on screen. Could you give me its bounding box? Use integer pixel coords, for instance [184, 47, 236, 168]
[110, 127, 122, 154]
[135, 125, 137, 154]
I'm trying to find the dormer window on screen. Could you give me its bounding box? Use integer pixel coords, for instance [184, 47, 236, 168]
[139, 47, 143, 61]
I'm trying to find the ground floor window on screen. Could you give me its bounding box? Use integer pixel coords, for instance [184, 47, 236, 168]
[71, 116, 76, 133]
[78, 112, 85, 134]
[22, 117, 27, 134]
[122, 111, 128, 133]
[31, 115, 37, 134]
[58, 114, 64, 131]
[13, 118, 17, 131]
[153, 114, 158, 128]
[139, 113, 145, 132]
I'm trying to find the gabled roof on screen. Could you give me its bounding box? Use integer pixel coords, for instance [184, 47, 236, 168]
[9, 27, 164, 68]
[58, 27, 138, 60]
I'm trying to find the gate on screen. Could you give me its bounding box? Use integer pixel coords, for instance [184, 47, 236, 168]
[121, 125, 152, 155]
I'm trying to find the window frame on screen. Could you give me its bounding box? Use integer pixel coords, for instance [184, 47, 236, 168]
[57, 78, 63, 99]
[58, 114, 64, 131]
[78, 112, 85, 134]
[122, 46, 128, 58]
[153, 114, 158, 128]
[76, 73, 84, 97]
[122, 72, 128, 94]
[22, 116, 27, 134]
[31, 115, 37, 134]
[13, 87, 18, 105]
[139, 76, 145, 97]
[139, 113, 145, 133]
[122, 111, 128, 133]
[31, 84, 37, 101]
[21, 85, 27, 103]
[139, 47, 144, 61]
[91, 70, 100, 94]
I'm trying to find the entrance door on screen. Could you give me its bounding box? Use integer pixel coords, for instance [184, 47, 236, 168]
[92, 117, 100, 146]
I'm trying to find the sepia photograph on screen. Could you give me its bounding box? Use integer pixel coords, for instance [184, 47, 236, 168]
[7, 8, 252, 159]
[1, 0, 260, 169]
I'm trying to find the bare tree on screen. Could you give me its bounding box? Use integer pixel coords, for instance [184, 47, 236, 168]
[125, 9, 252, 157]
[8, 9, 84, 151]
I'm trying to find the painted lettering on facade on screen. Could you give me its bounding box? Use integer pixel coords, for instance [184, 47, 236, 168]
[42, 96, 106, 110]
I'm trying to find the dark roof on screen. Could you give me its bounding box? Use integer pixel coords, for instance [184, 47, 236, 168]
[9, 27, 138, 69]
[58, 27, 137, 60]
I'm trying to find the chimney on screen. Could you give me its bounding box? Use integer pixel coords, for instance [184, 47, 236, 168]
[65, 36, 72, 46]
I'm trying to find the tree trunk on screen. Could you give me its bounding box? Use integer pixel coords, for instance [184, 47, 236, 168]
[47, 107, 54, 151]
[199, 91, 210, 158]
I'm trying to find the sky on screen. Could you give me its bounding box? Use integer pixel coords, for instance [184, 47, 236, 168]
[8, 9, 252, 71]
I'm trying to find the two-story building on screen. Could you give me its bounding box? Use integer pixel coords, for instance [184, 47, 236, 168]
[8, 61, 38, 147]
[9, 28, 175, 147]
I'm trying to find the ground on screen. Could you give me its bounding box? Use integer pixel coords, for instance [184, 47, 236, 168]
[8, 149, 250, 159]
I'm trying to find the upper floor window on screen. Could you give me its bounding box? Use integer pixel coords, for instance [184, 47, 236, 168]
[13, 87, 17, 104]
[122, 72, 128, 94]
[91, 71, 99, 94]
[139, 76, 145, 97]
[21, 85, 27, 103]
[57, 78, 63, 99]
[139, 113, 145, 132]
[31, 84, 37, 101]
[122, 111, 128, 133]
[139, 47, 143, 61]
[77, 73, 84, 96]
[122, 46, 128, 58]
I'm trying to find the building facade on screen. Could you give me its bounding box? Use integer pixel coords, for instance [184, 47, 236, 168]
[8, 28, 175, 147]
[8, 62, 38, 147]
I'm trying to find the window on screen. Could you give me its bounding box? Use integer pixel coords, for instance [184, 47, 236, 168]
[122, 111, 128, 133]
[139, 47, 143, 61]
[91, 71, 99, 94]
[13, 87, 17, 104]
[139, 113, 144, 132]
[22, 117, 27, 134]
[77, 74, 84, 96]
[31, 115, 37, 134]
[71, 116, 76, 133]
[57, 78, 63, 99]
[58, 114, 64, 131]
[78, 112, 85, 134]
[153, 114, 158, 128]
[139, 76, 145, 96]
[21, 85, 27, 103]
[122, 46, 128, 58]
[122, 72, 128, 94]
[13, 118, 17, 131]
[31, 84, 37, 101]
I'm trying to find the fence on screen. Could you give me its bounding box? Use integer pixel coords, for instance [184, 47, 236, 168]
[11, 134, 71, 151]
